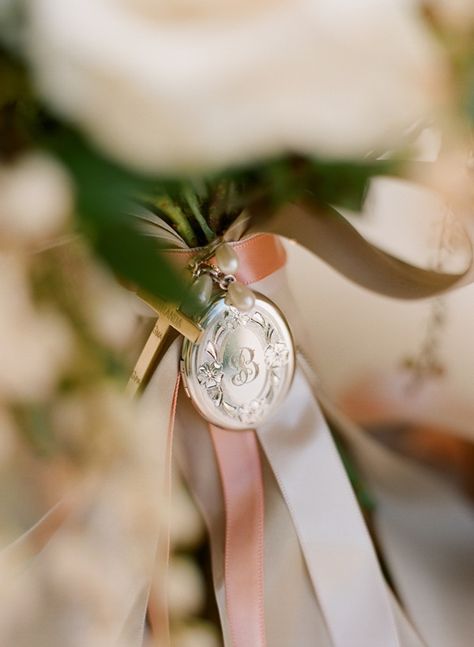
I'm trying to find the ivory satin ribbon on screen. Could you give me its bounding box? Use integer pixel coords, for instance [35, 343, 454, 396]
[312, 378, 474, 647]
[257, 369, 400, 647]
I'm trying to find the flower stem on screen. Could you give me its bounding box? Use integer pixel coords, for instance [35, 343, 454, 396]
[184, 186, 215, 243]
[152, 194, 198, 247]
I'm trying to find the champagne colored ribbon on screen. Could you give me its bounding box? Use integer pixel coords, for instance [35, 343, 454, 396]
[247, 200, 474, 298]
[147, 372, 181, 647]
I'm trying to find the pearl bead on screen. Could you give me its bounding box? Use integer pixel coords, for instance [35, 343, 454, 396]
[227, 281, 255, 312]
[215, 243, 239, 275]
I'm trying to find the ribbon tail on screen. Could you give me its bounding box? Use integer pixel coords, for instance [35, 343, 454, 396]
[209, 425, 266, 647]
[248, 201, 474, 298]
[147, 372, 181, 647]
[138, 338, 182, 647]
[313, 377, 474, 647]
[257, 368, 401, 647]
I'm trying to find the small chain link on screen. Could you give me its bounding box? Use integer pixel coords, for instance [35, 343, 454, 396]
[190, 260, 236, 291]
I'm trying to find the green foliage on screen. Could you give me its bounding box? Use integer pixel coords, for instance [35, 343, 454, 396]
[208, 155, 393, 214]
[306, 159, 392, 210]
[50, 132, 187, 301]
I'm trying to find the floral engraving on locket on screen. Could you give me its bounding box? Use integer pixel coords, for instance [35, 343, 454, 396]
[181, 296, 295, 430]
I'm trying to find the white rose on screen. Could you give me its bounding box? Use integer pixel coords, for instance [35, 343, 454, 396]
[78, 259, 139, 351]
[25, 0, 444, 173]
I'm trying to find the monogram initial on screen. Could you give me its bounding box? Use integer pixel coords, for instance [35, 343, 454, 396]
[230, 347, 259, 386]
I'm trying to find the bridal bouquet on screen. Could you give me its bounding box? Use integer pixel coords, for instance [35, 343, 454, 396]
[0, 1, 473, 646]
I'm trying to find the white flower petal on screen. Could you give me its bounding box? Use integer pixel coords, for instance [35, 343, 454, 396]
[25, 0, 445, 172]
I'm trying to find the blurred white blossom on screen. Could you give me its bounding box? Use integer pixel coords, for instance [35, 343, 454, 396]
[0, 153, 72, 246]
[82, 267, 138, 351]
[168, 556, 205, 618]
[172, 622, 221, 647]
[25, 0, 445, 172]
[0, 256, 73, 400]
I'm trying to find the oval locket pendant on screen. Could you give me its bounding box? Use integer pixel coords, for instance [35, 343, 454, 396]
[181, 294, 295, 430]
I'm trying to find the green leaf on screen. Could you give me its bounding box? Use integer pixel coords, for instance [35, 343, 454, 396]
[93, 220, 184, 301]
[205, 155, 394, 214]
[49, 131, 186, 301]
[305, 159, 394, 211]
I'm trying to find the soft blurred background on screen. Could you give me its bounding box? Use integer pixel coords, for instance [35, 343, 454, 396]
[0, 0, 473, 645]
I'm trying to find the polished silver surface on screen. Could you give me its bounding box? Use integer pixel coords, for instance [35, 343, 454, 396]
[181, 294, 295, 429]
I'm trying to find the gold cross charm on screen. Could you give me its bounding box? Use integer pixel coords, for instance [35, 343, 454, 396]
[126, 290, 201, 397]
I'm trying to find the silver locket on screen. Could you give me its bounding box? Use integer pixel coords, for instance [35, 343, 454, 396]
[180, 293, 295, 430]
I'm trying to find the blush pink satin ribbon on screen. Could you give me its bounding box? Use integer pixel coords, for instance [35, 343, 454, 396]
[164, 232, 287, 287]
[209, 425, 266, 647]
